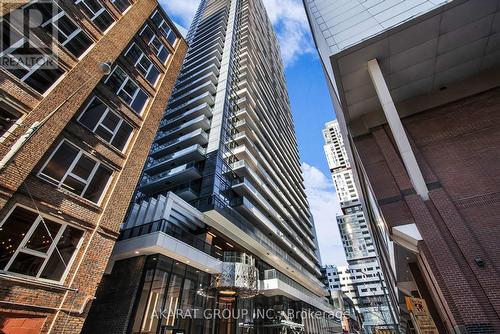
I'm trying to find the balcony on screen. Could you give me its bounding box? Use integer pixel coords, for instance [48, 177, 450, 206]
[180, 50, 222, 76]
[230, 194, 318, 273]
[230, 196, 292, 247]
[139, 162, 203, 194]
[178, 53, 221, 81]
[150, 129, 208, 158]
[160, 103, 212, 130]
[187, 31, 224, 55]
[155, 115, 211, 144]
[230, 144, 259, 165]
[231, 177, 307, 249]
[230, 164, 316, 249]
[184, 43, 223, 68]
[172, 181, 201, 202]
[144, 144, 206, 174]
[185, 39, 222, 62]
[175, 63, 220, 87]
[171, 72, 218, 98]
[261, 269, 339, 317]
[166, 91, 215, 117]
[190, 19, 225, 44]
[168, 81, 216, 109]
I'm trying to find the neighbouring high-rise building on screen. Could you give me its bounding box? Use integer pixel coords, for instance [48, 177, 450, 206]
[305, 0, 500, 333]
[83, 0, 341, 333]
[322, 120, 394, 333]
[0, 1, 186, 333]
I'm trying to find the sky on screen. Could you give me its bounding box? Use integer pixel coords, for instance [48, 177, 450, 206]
[159, 0, 346, 266]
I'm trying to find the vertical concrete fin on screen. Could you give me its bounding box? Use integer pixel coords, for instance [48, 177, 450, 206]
[367, 58, 429, 200]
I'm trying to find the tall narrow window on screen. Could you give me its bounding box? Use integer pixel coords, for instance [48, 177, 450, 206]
[39, 140, 113, 204]
[78, 97, 134, 151]
[75, 0, 114, 32]
[0, 206, 84, 282]
[140, 25, 170, 64]
[105, 66, 149, 114]
[125, 43, 160, 85]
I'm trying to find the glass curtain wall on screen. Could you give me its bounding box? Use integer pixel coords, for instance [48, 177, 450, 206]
[131, 255, 214, 334]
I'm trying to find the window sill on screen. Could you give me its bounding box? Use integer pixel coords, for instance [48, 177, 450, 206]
[0, 272, 77, 292]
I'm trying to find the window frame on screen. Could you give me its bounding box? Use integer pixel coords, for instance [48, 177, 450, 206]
[104, 65, 149, 114]
[77, 96, 134, 151]
[38, 139, 113, 205]
[74, 0, 115, 32]
[0, 34, 61, 92]
[30, 1, 93, 58]
[124, 43, 161, 86]
[0, 204, 85, 284]
[150, 10, 177, 46]
[0, 2, 92, 93]
[139, 24, 170, 64]
[111, 0, 132, 13]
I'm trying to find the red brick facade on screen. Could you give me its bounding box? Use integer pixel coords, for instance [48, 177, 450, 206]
[354, 87, 500, 333]
[0, 1, 187, 333]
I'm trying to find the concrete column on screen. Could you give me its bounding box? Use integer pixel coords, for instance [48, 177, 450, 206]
[367, 59, 429, 200]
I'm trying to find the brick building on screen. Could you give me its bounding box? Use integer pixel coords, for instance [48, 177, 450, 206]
[0, 1, 186, 333]
[305, 0, 500, 333]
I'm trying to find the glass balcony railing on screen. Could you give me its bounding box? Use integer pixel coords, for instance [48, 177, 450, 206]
[171, 72, 217, 98]
[155, 115, 210, 142]
[166, 92, 215, 116]
[145, 144, 206, 170]
[194, 195, 323, 281]
[174, 66, 220, 91]
[184, 40, 223, 65]
[160, 103, 212, 129]
[180, 51, 221, 76]
[150, 130, 208, 156]
[222, 251, 255, 266]
[178, 52, 221, 80]
[167, 84, 215, 114]
[118, 218, 218, 258]
[141, 162, 201, 186]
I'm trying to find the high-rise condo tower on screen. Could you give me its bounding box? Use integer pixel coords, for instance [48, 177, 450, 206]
[84, 1, 340, 333]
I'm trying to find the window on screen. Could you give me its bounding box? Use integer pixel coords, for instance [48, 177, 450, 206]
[105, 66, 149, 114]
[0, 206, 83, 282]
[1, 15, 64, 93]
[78, 97, 134, 150]
[0, 102, 22, 137]
[75, 0, 114, 32]
[125, 43, 160, 85]
[140, 25, 170, 63]
[111, 0, 131, 12]
[25, 1, 93, 58]
[39, 140, 113, 203]
[150, 11, 177, 46]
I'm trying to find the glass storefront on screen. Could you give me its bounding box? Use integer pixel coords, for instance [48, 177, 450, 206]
[131, 255, 339, 334]
[131, 255, 214, 334]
